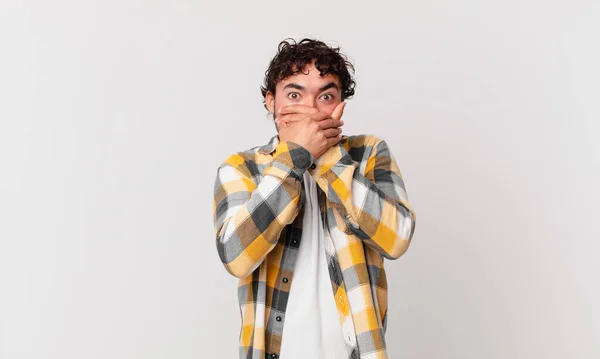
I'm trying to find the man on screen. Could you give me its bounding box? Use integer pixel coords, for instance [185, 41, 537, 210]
[213, 38, 416, 359]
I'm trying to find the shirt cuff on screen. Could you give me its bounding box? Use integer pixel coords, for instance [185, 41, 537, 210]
[272, 140, 314, 179]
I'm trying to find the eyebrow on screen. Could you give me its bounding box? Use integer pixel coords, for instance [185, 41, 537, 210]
[318, 82, 340, 93]
[282, 82, 340, 93]
[282, 83, 305, 91]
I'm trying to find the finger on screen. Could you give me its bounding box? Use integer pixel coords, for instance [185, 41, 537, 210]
[331, 101, 346, 122]
[318, 118, 343, 130]
[280, 110, 330, 124]
[277, 115, 299, 123]
[279, 104, 319, 116]
[277, 113, 304, 123]
[326, 134, 343, 147]
[309, 111, 333, 122]
[322, 127, 342, 138]
[275, 118, 289, 127]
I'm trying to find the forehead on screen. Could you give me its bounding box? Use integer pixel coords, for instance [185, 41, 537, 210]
[277, 63, 340, 90]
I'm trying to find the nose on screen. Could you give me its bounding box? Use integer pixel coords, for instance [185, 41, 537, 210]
[303, 97, 317, 108]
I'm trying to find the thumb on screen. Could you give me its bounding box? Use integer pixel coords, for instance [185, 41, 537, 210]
[331, 101, 346, 121]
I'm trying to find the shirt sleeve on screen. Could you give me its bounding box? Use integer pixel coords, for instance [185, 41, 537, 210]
[213, 141, 314, 278]
[309, 136, 416, 259]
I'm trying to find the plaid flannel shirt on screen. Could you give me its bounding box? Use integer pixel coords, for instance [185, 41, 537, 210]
[213, 134, 416, 359]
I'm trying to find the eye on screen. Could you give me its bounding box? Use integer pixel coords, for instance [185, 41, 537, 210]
[320, 93, 334, 101]
[288, 92, 300, 100]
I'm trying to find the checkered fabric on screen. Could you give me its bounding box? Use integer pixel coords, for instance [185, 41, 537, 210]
[213, 134, 416, 359]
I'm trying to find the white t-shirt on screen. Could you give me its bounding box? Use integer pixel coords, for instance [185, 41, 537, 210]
[279, 171, 348, 359]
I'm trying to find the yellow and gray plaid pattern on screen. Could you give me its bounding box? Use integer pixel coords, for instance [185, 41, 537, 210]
[213, 134, 416, 359]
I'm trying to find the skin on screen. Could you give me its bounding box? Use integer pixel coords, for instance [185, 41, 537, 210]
[265, 62, 346, 159]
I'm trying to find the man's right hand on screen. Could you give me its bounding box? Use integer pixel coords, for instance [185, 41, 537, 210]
[275, 102, 345, 159]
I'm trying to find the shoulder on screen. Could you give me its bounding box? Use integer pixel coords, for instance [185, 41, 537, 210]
[344, 134, 385, 149]
[343, 134, 390, 161]
[216, 141, 273, 179]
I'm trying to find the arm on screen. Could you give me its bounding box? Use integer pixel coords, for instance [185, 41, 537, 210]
[310, 136, 416, 259]
[213, 141, 314, 278]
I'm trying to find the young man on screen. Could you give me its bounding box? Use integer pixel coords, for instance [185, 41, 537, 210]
[213, 39, 416, 359]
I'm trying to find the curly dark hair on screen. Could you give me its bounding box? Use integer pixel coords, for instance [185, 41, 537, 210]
[260, 38, 356, 110]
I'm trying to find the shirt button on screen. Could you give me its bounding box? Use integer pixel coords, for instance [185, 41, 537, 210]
[276, 316, 282, 322]
[310, 164, 316, 169]
[270, 354, 277, 358]
[282, 278, 288, 283]
[292, 239, 298, 245]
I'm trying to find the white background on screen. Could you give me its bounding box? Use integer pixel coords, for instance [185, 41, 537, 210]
[1, 1, 599, 358]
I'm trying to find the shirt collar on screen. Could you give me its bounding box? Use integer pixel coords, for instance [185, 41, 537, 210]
[257, 134, 350, 155]
[257, 134, 280, 155]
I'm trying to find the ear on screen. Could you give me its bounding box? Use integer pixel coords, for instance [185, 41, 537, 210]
[265, 92, 275, 114]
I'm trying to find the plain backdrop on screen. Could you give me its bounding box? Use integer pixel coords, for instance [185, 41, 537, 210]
[1, 1, 599, 358]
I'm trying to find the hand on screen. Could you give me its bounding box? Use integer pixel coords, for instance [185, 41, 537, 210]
[275, 102, 346, 159]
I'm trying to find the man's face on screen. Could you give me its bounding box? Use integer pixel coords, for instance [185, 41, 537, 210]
[266, 61, 342, 120]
